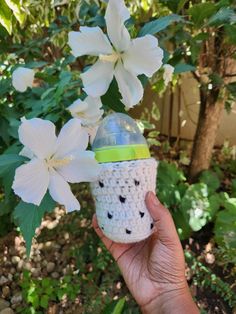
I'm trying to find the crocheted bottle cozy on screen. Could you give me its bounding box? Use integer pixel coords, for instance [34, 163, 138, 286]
[91, 158, 157, 243]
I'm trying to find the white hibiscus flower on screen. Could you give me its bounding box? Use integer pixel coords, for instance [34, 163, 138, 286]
[12, 67, 35, 92]
[12, 118, 100, 212]
[68, 0, 163, 109]
[67, 96, 104, 126]
[163, 64, 174, 86]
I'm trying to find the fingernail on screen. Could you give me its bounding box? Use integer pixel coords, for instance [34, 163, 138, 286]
[149, 192, 160, 206]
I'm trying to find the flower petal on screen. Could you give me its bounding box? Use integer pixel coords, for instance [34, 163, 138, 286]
[57, 151, 101, 184]
[19, 147, 35, 159]
[68, 27, 113, 57]
[55, 118, 89, 158]
[48, 169, 80, 212]
[105, 0, 131, 51]
[18, 118, 57, 159]
[12, 67, 34, 92]
[114, 61, 143, 109]
[163, 64, 174, 86]
[12, 159, 49, 206]
[68, 96, 104, 126]
[85, 124, 100, 145]
[81, 60, 114, 97]
[123, 35, 164, 77]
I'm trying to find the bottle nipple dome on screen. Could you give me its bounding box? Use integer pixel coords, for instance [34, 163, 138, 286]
[92, 113, 150, 163]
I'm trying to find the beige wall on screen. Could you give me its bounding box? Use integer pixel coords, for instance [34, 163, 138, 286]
[131, 74, 236, 146]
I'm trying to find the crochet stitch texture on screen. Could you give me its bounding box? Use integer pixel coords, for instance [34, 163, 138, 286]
[91, 158, 158, 243]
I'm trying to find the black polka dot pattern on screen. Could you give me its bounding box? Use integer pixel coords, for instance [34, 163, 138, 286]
[119, 196, 126, 203]
[99, 181, 104, 188]
[139, 211, 145, 218]
[107, 212, 113, 219]
[91, 158, 158, 243]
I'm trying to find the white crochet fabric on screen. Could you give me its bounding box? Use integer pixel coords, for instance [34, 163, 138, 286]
[91, 158, 158, 243]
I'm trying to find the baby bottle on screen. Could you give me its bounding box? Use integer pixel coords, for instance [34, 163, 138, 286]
[91, 113, 158, 243]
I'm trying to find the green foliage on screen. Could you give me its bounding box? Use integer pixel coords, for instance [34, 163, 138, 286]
[188, 3, 217, 27]
[139, 14, 183, 36]
[214, 197, 236, 252]
[226, 82, 236, 97]
[13, 194, 56, 256]
[185, 251, 236, 308]
[199, 170, 220, 195]
[19, 271, 81, 313]
[157, 161, 187, 208]
[0, 0, 12, 34]
[0, 0, 25, 34]
[157, 163, 222, 239]
[0, 154, 26, 173]
[174, 63, 196, 74]
[208, 7, 236, 26]
[103, 298, 126, 314]
[180, 183, 212, 232]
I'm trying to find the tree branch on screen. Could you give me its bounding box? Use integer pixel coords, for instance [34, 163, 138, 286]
[224, 73, 236, 78]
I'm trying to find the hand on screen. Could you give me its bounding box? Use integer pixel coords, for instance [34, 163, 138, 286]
[92, 192, 199, 314]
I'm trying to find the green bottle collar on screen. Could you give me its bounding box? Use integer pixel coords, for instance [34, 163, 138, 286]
[94, 144, 150, 163]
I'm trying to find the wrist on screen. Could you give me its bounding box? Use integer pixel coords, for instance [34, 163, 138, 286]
[141, 285, 199, 314]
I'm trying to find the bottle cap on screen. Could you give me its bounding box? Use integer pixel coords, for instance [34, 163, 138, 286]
[92, 113, 150, 163]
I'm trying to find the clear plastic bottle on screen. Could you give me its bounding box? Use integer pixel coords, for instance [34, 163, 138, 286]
[92, 113, 150, 163]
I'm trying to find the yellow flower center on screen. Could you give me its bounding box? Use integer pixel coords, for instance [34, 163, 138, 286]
[47, 156, 73, 169]
[99, 51, 121, 63]
[77, 112, 86, 119]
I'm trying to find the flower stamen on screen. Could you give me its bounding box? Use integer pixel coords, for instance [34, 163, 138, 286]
[47, 156, 73, 169]
[99, 52, 120, 63]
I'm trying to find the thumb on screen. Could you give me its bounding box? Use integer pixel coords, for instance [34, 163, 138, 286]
[145, 192, 180, 244]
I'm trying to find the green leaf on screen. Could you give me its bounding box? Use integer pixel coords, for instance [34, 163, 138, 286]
[101, 79, 126, 113]
[199, 170, 220, 195]
[180, 183, 212, 232]
[13, 193, 56, 256]
[0, 200, 11, 216]
[148, 130, 159, 138]
[0, 0, 12, 34]
[232, 179, 236, 197]
[151, 105, 160, 121]
[0, 154, 26, 175]
[157, 161, 186, 186]
[4, 0, 25, 24]
[188, 3, 217, 27]
[26, 61, 48, 69]
[40, 295, 49, 309]
[2, 165, 19, 198]
[0, 118, 10, 145]
[208, 7, 236, 26]
[226, 82, 236, 97]
[208, 194, 221, 219]
[111, 298, 126, 314]
[225, 25, 236, 44]
[172, 210, 192, 240]
[174, 63, 196, 74]
[147, 138, 161, 147]
[214, 198, 236, 249]
[177, 0, 189, 13]
[139, 14, 183, 36]
[0, 78, 11, 95]
[157, 161, 187, 208]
